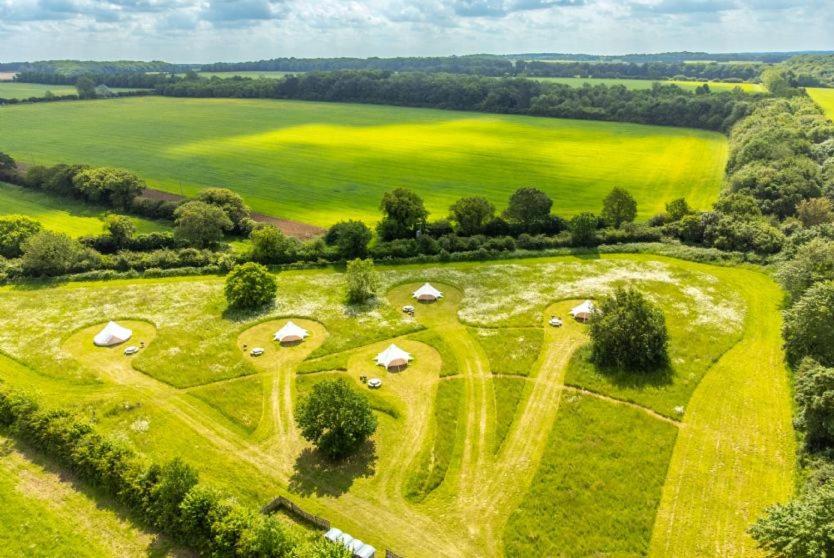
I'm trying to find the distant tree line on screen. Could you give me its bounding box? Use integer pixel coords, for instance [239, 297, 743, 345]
[518, 60, 763, 82]
[158, 71, 752, 131]
[11, 59, 190, 76]
[777, 54, 834, 88]
[14, 71, 178, 89]
[507, 51, 803, 64]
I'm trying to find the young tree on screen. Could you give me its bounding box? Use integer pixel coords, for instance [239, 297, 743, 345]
[570, 212, 598, 246]
[197, 188, 251, 233]
[590, 287, 668, 371]
[296, 379, 377, 459]
[601, 187, 637, 228]
[325, 220, 372, 259]
[174, 201, 233, 248]
[377, 188, 428, 241]
[797, 197, 834, 227]
[345, 258, 378, 304]
[103, 214, 136, 248]
[665, 198, 691, 221]
[249, 224, 297, 264]
[502, 187, 552, 229]
[0, 216, 42, 258]
[449, 196, 495, 236]
[224, 262, 277, 310]
[784, 282, 834, 367]
[20, 230, 83, 276]
[795, 359, 834, 448]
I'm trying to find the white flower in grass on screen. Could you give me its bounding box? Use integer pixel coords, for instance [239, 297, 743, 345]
[131, 418, 151, 433]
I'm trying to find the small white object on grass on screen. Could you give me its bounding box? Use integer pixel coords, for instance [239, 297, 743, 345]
[368, 378, 382, 388]
[123, 346, 139, 355]
[549, 317, 563, 327]
[250, 347, 265, 357]
[674, 405, 685, 416]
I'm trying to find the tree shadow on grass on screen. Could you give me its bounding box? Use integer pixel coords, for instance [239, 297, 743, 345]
[221, 303, 275, 323]
[570, 345, 674, 389]
[288, 441, 377, 498]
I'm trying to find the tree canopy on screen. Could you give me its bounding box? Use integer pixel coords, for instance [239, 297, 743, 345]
[449, 196, 496, 236]
[174, 201, 233, 248]
[224, 262, 277, 310]
[377, 188, 428, 241]
[601, 187, 637, 228]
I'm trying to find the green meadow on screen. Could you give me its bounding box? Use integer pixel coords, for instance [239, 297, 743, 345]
[0, 181, 170, 236]
[0, 253, 795, 557]
[809, 88, 834, 120]
[0, 96, 728, 227]
[529, 76, 766, 93]
[0, 82, 143, 99]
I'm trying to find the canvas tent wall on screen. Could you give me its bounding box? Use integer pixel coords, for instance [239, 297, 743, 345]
[570, 300, 595, 322]
[274, 321, 309, 344]
[375, 344, 412, 370]
[413, 282, 443, 302]
[93, 321, 133, 347]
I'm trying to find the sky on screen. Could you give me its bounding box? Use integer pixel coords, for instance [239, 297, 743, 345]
[0, 0, 832, 62]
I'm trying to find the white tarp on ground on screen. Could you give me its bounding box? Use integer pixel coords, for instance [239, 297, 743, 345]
[323, 528, 343, 543]
[355, 543, 377, 558]
[375, 344, 412, 369]
[570, 300, 596, 321]
[274, 320, 309, 343]
[412, 282, 443, 301]
[93, 321, 133, 347]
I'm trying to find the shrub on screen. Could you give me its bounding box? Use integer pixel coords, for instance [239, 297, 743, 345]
[345, 258, 378, 304]
[224, 262, 277, 310]
[784, 282, 834, 367]
[296, 379, 377, 459]
[174, 200, 233, 248]
[590, 287, 668, 371]
[570, 212, 598, 247]
[20, 230, 84, 276]
[325, 220, 372, 259]
[103, 214, 136, 248]
[250, 224, 298, 264]
[797, 197, 834, 227]
[197, 188, 251, 234]
[0, 216, 42, 258]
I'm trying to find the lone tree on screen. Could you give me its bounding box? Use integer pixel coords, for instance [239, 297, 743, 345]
[784, 282, 834, 367]
[296, 379, 377, 459]
[590, 287, 668, 371]
[75, 76, 96, 99]
[224, 262, 277, 310]
[503, 187, 552, 230]
[377, 188, 428, 241]
[449, 196, 495, 236]
[601, 187, 637, 228]
[345, 258, 378, 304]
[174, 201, 233, 248]
[197, 188, 251, 234]
[325, 220, 372, 260]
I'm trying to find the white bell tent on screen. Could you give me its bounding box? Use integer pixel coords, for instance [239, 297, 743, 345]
[274, 321, 309, 344]
[375, 344, 412, 370]
[93, 321, 133, 347]
[412, 283, 443, 302]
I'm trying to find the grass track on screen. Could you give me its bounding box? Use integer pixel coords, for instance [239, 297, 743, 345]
[0, 181, 170, 236]
[0, 96, 728, 227]
[0, 82, 143, 99]
[808, 88, 834, 120]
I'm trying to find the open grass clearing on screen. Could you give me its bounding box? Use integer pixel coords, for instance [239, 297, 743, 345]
[809, 87, 834, 120]
[0, 254, 794, 557]
[0, 82, 145, 99]
[528, 76, 765, 93]
[492, 376, 527, 453]
[0, 181, 171, 237]
[503, 393, 678, 557]
[0, 96, 727, 227]
[471, 327, 543, 376]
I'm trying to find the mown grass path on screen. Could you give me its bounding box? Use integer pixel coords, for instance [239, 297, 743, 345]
[649, 271, 795, 557]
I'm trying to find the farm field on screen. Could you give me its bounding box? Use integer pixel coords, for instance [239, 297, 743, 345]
[529, 76, 766, 93]
[0, 253, 795, 557]
[0, 82, 144, 99]
[0, 181, 170, 236]
[197, 71, 301, 79]
[0, 96, 728, 227]
[809, 87, 834, 119]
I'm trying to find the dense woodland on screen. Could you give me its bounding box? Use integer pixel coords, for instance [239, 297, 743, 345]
[779, 54, 834, 87]
[157, 71, 750, 131]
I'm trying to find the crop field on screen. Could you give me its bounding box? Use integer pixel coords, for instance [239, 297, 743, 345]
[0, 96, 728, 227]
[0, 253, 794, 557]
[809, 88, 834, 119]
[0, 82, 143, 99]
[0, 181, 170, 236]
[529, 76, 766, 93]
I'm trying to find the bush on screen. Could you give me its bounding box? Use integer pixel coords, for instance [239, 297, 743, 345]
[345, 258, 378, 304]
[0, 216, 42, 258]
[570, 212, 598, 247]
[296, 379, 377, 459]
[250, 224, 298, 264]
[325, 220, 372, 259]
[197, 188, 251, 234]
[72, 167, 145, 210]
[590, 287, 668, 371]
[224, 262, 277, 310]
[784, 282, 834, 367]
[20, 230, 85, 276]
[174, 200, 233, 248]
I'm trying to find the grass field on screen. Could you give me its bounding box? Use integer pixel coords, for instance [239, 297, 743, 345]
[0, 253, 794, 557]
[528, 76, 766, 93]
[0, 181, 170, 236]
[198, 71, 300, 79]
[0, 96, 728, 227]
[0, 82, 144, 99]
[809, 88, 834, 120]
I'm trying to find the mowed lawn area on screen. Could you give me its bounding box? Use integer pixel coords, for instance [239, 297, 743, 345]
[0, 254, 794, 557]
[0, 82, 143, 99]
[809, 88, 834, 120]
[0, 96, 728, 227]
[0, 181, 170, 236]
[529, 76, 766, 93]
